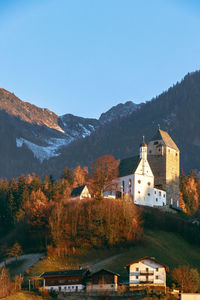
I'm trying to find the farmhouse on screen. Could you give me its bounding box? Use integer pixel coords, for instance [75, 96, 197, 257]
[40, 268, 90, 292]
[126, 257, 169, 288]
[87, 269, 120, 292]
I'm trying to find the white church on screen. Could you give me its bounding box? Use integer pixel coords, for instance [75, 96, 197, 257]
[104, 137, 166, 207]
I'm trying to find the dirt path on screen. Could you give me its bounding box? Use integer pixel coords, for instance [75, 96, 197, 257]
[0, 253, 44, 274]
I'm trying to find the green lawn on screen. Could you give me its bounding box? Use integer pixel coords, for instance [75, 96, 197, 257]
[101, 229, 200, 281]
[30, 229, 200, 283]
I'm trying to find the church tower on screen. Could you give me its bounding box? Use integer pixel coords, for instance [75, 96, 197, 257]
[147, 127, 180, 207]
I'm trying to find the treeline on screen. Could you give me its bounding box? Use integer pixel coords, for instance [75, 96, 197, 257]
[0, 155, 143, 258]
[49, 198, 142, 256]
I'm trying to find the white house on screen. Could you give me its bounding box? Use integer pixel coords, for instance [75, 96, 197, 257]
[104, 139, 166, 207]
[126, 257, 169, 287]
[70, 185, 91, 200]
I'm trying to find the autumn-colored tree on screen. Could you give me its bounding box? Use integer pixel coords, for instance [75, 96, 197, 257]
[49, 198, 142, 251]
[0, 267, 12, 298]
[73, 165, 88, 187]
[180, 171, 199, 215]
[24, 189, 52, 229]
[172, 265, 200, 292]
[7, 242, 23, 261]
[89, 155, 119, 199]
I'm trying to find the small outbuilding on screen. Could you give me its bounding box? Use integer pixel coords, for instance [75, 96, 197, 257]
[87, 269, 120, 292]
[70, 185, 91, 200]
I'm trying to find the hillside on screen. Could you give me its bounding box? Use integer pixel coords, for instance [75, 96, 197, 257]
[30, 229, 200, 283]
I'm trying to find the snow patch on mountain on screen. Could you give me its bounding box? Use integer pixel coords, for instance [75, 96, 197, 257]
[16, 137, 70, 162]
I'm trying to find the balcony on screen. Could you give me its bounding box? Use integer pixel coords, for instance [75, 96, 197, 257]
[139, 270, 154, 276]
[139, 280, 154, 284]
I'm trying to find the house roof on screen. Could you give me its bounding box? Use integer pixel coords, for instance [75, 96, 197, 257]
[126, 256, 169, 273]
[150, 129, 179, 151]
[71, 185, 86, 197]
[118, 155, 140, 177]
[40, 268, 89, 278]
[90, 269, 120, 277]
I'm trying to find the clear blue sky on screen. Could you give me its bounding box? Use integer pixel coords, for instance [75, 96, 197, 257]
[0, 0, 200, 118]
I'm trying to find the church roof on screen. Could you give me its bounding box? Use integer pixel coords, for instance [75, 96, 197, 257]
[119, 155, 140, 177]
[150, 129, 179, 151]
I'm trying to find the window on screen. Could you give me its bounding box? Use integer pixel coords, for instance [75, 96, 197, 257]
[129, 179, 132, 187]
[164, 194, 165, 197]
[148, 182, 151, 186]
[146, 268, 149, 271]
[154, 191, 156, 194]
[159, 191, 161, 196]
[136, 275, 139, 279]
[59, 280, 65, 284]
[122, 181, 125, 193]
[156, 276, 159, 279]
[148, 193, 150, 196]
[146, 276, 148, 280]
[158, 148, 161, 152]
[149, 150, 152, 154]
[154, 141, 158, 145]
[156, 268, 158, 272]
[138, 180, 141, 184]
[72, 286, 74, 289]
[138, 191, 140, 194]
[156, 198, 158, 202]
[136, 267, 139, 271]
[68, 286, 70, 289]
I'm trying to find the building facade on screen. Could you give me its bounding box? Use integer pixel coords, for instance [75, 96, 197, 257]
[148, 128, 180, 207]
[40, 269, 90, 292]
[87, 269, 119, 292]
[104, 139, 166, 207]
[126, 257, 169, 287]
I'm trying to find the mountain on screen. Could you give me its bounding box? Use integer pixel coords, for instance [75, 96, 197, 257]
[0, 88, 139, 178]
[0, 71, 200, 179]
[99, 101, 141, 124]
[42, 71, 200, 177]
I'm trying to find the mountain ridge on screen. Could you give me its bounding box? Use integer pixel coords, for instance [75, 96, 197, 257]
[0, 71, 199, 178]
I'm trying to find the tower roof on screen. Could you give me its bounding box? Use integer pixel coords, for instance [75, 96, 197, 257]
[150, 129, 179, 151]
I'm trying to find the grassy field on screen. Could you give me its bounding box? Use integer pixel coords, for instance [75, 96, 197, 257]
[4, 291, 46, 300]
[30, 229, 200, 283]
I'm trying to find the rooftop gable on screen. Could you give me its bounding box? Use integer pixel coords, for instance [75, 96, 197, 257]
[90, 269, 120, 277]
[126, 256, 169, 273]
[119, 155, 140, 177]
[40, 268, 89, 278]
[150, 129, 179, 151]
[71, 185, 86, 197]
